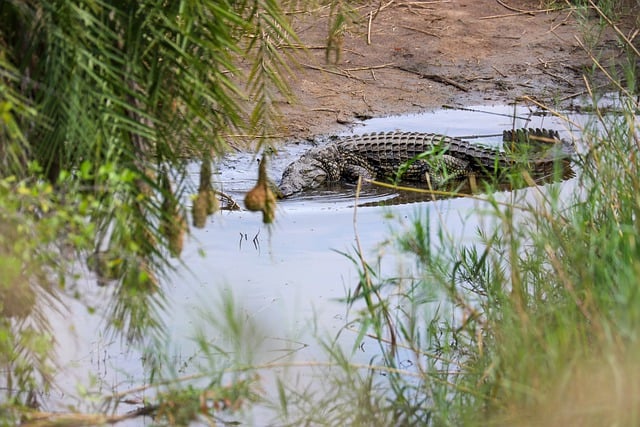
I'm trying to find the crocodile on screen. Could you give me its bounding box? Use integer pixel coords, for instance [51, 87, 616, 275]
[278, 128, 574, 197]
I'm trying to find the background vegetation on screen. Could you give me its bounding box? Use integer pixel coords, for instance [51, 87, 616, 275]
[0, 0, 639, 425]
[272, 1, 640, 425]
[0, 0, 299, 423]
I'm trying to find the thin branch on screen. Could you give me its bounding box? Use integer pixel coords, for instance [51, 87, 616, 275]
[343, 63, 395, 72]
[400, 24, 441, 38]
[367, 10, 373, 45]
[395, 66, 469, 91]
[216, 189, 241, 211]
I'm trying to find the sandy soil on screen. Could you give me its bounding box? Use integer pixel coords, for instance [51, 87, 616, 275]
[270, 0, 621, 140]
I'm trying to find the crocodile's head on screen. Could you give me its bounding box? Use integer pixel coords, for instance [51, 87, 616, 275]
[278, 144, 343, 197]
[278, 155, 329, 197]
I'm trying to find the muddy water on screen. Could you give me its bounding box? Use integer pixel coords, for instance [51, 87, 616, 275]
[50, 105, 584, 422]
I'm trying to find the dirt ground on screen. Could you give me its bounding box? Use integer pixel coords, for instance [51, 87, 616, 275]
[272, 0, 622, 140]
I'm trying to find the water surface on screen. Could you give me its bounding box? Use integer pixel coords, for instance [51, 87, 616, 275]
[50, 104, 587, 423]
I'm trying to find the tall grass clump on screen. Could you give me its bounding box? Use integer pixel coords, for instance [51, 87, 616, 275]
[269, 3, 640, 426]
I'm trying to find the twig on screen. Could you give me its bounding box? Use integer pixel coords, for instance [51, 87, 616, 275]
[22, 405, 161, 426]
[302, 63, 366, 82]
[400, 24, 441, 38]
[495, 0, 535, 15]
[519, 95, 581, 129]
[480, 5, 554, 20]
[539, 68, 575, 87]
[344, 63, 395, 72]
[441, 104, 530, 120]
[556, 82, 611, 102]
[395, 66, 469, 91]
[216, 189, 241, 211]
[367, 10, 373, 45]
[311, 107, 339, 113]
[102, 358, 491, 409]
[281, 43, 329, 50]
[491, 65, 507, 78]
[396, 0, 451, 6]
[480, 12, 531, 19]
[364, 179, 531, 210]
[375, 0, 396, 17]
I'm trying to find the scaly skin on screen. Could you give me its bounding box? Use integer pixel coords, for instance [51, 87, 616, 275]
[278, 129, 573, 197]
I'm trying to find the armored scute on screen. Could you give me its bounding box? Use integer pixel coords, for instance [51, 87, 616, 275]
[278, 129, 574, 197]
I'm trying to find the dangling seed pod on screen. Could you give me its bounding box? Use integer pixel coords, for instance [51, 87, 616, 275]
[159, 171, 187, 257]
[205, 189, 219, 215]
[192, 159, 219, 228]
[245, 156, 277, 224]
[200, 160, 219, 215]
[192, 191, 208, 229]
[167, 211, 187, 257]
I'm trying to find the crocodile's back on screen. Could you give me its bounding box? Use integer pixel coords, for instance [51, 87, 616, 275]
[337, 131, 512, 178]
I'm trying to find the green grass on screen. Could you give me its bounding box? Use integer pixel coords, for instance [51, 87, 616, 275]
[2, 1, 639, 425]
[265, 2, 640, 426]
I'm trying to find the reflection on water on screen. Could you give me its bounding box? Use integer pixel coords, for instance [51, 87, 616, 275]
[50, 104, 587, 422]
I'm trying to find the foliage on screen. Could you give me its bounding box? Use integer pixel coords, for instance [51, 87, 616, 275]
[0, 0, 299, 421]
[0, 175, 95, 420]
[265, 2, 640, 426]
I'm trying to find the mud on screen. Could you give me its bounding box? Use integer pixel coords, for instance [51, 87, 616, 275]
[270, 0, 619, 140]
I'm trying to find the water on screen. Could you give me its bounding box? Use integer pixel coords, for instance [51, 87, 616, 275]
[47, 104, 587, 423]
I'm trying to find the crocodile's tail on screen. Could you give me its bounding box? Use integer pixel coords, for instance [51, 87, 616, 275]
[502, 128, 574, 159]
[503, 128, 561, 144]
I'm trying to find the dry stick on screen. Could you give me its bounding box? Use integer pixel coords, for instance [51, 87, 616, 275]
[311, 107, 339, 112]
[548, 9, 574, 34]
[397, 0, 451, 6]
[480, 10, 549, 19]
[495, 0, 555, 15]
[282, 43, 328, 50]
[495, 0, 533, 14]
[104, 359, 483, 408]
[396, 66, 469, 91]
[557, 82, 610, 102]
[442, 104, 530, 120]
[539, 68, 575, 87]
[215, 189, 241, 211]
[367, 10, 373, 45]
[491, 64, 507, 78]
[520, 95, 582, 129]
[400, 24, 441, 38]
[344, 63, 395, 72]
[352, 177, 397, 355]
[302, 63, 366, 82]
[364, 179, 528, 210]
[376, 0, 396, 16]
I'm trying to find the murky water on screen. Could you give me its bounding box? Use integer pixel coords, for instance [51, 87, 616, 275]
[48, 104, 587, 423]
